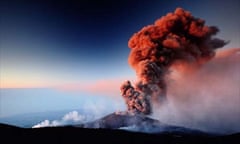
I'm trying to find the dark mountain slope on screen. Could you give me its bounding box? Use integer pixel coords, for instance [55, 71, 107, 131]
[1, 122, 239, 144]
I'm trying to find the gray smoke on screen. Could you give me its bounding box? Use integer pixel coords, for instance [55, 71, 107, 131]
[153, 49, 240, 134]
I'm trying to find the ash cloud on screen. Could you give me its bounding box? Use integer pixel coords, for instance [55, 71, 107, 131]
[121, 8, 227, 115]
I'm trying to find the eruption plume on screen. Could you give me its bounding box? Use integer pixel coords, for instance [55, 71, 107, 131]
[121, 8, 227, 115]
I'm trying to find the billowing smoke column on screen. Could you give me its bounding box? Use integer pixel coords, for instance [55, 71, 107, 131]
[120, 8, 227, 115]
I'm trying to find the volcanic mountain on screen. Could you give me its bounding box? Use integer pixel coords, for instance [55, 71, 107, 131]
[79, 112, 207, 135]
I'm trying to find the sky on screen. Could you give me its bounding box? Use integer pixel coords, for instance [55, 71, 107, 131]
[1, 0, 240, 88]
[0, 0, 239, 117]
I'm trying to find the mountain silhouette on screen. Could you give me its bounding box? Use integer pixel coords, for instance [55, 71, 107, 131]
[0, 112, 239, 144]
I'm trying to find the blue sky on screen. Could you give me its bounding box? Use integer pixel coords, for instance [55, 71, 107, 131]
[1, 0, 239, 88]
[0, 0, 239, 117]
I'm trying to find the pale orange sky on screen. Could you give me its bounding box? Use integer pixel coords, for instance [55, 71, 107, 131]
[1, 48, 239, 89]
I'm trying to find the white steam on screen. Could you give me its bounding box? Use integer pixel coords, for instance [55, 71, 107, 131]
[62, 111, 86, 122]
[32, 111, 90, 128]
[32, 98, 125, 128]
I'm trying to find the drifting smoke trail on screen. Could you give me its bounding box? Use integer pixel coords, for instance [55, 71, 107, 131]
[154, 48, 240, 133]
[121, 8, 227, 115]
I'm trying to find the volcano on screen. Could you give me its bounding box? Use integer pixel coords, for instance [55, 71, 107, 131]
[79, 112, 207, 135]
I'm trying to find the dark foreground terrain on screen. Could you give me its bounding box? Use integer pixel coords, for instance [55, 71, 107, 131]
[0, 123, 239, 144]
